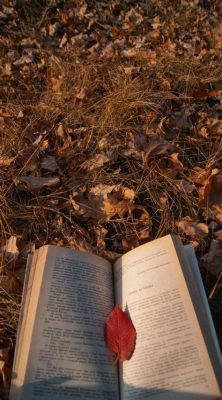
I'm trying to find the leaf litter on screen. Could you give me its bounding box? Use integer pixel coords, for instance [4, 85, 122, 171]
[71, 184, 136, 222]
[1, 0, 222, 392]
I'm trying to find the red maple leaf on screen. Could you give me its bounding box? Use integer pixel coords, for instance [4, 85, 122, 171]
[104, 304, 136, 362]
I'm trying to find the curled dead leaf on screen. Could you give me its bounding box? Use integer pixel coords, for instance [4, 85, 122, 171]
[214, 229, 222, 240]
[154, 153, 184, 179]
[48, 22, 60, 37]
[15, 176, 60, 191]
[59, 33, 68, 48]
[5, 236, 18, 258]
[213, 206, 222, 224]
[201, 171, 222, 208]
[203, 205, 222, 225]
[123, 136, 176, 164]
[4, 236, 19, 268]
[189, 167, 211, 186]
[176, 217, 208, 239]
[201, 240, 222, 275]
[145, 139, 175, 161]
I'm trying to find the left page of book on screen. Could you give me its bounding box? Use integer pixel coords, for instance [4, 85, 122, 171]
[11, 250, 39, 379]
[10, 245, 119, 400]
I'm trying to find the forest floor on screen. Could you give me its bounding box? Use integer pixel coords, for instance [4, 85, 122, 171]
[0, 0, 222, 397]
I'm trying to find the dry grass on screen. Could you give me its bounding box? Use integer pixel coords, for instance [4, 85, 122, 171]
[0, 286, 21, 338]
[1, 50, 222, 342]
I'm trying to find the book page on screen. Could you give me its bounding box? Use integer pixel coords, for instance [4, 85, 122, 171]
[184, 245, 222, 367]
[114, 235, 221, 400]
[10, 246, 119, 400]
[11, 251, 38, 379]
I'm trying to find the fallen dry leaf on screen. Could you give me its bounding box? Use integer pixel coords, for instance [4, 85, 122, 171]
[168, 153, 184, 171]
[104, 304, 136, 362]
[56, 124, 65, 138]
[101, 249, 121, 264]
[51, 76, 63, 92]
[48, 22, 60, 37]
[145, 139, 175, 161]
[94, 226, 108, 251]
[17, 110, 24, 118]
[214, 229, 222, 240]
[89, 184, 116, 198]
[123, 136, 175, 163]
[122, 230, 149, 252]
[98, 137, 109, 151]
[38, 140, 49, 152]
[40, 156, 59, 172]
[201, 240, 222, 275]
[151, 15, 162, 29]
[0, 156, 15, 166]
[59, 33, 68, 48]
[189, 167, 211, 186]
[176, 217, 209, 239]
[213, 206, 222, 224]
[201, 171, 222, 208]
[76, 87, 86, 101]
[15, 176, 60, 191]
[4, 236, 19, 267]
[197, 116, 222, 138]
[122, 48, 138, 58]
[154, 153, 184, 179]
[68, 236, 98, 255]
[192, 87, 219, 100]
[175, 179, 196, 194]
[106, 186, 135, 202]
[174, 106, 193, 130]
[72, 184, 135, 222]
[80, 154, 111, 171]
[121, 205, 151, 251]
[2, 63, 12, 76]
[135, 132, 149, 150]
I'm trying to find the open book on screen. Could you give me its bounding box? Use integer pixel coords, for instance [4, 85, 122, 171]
[10, 235, 222, 400]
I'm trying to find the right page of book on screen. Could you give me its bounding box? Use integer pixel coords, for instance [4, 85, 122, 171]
[114, 235, 221, 400]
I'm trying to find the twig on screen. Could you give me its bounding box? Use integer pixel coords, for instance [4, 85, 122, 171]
[208, 271, 222, 300]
